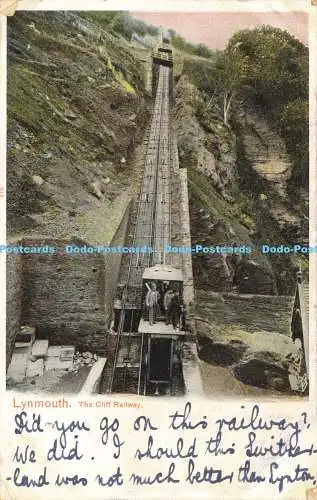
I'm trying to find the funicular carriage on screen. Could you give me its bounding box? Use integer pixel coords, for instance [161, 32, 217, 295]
[138, 264, 185, 395]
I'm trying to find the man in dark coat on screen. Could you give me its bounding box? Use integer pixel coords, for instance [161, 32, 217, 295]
[170, 291, 181, 330]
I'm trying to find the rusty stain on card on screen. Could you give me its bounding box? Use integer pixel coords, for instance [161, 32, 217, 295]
[307, 487, 317, 500]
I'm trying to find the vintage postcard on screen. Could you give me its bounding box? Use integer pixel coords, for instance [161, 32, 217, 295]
[0, 1, 316, 499]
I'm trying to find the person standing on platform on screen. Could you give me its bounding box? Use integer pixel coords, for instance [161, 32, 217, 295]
[164, 288, 174, 325]
[180, 299, 187, 330]
[146, 282, 160, 325]
[170, 290, 181, 330]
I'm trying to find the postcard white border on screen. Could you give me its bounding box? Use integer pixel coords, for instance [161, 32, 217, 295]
[0, 4, 316, 499]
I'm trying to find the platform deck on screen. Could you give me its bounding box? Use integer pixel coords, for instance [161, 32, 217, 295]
[138, 319, 185, 336]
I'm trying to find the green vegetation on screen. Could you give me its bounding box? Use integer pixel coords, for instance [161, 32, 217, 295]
[226, 26, 308, 188]
[78, 11, 119, 28]
[112, 13, 159, 39]
[7, 11, 150, 236]
[210, 50, 248, 125]
[80, 12, 158, 40]
[171, 33, 214, 58]
[227, 27, 308, 111]
[188, 167, 260, 254]
[279, 98, 308, 187]
[107, 59, 135, 93]
[181, 58, 215, 96]
[180, 26, 308, 188]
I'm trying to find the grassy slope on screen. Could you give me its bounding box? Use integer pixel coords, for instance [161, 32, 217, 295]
[7, 11, 150, 240]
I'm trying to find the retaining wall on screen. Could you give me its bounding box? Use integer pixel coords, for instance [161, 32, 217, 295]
[22, 237, 107, 353]
[6, 203, 131, 366]
[6, 253, 23, 370]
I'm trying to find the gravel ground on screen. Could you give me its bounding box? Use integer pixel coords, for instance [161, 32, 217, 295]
[7, 367, 90, 395]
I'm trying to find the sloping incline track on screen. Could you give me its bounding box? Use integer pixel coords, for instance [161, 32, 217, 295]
[108, 66, 172, 394]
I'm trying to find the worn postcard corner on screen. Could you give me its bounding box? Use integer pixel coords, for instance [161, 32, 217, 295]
[0, 0, 18, 16]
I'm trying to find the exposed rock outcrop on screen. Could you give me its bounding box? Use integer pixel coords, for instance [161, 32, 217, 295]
[195, 290, 297, 393]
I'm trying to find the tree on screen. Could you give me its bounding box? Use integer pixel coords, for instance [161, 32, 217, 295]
[213, 49, 247, 125]
[195, 43, 214, 59]
[280, 98, 308, 187]
[226, 26, 308, 112]
[225, 26, 308, 187]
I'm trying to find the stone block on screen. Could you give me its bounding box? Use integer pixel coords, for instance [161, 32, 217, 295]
[32, 340, 49, 358]
[45, 345, 74, 372]
[45, 357, 73, 371]
[7, 349, 30, 382]
[47, 345, 62, 357]
[26, 358, 44, 378]
[60, 346, 75, 361]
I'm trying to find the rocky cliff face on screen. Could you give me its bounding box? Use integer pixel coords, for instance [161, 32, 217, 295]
[173, 52, 308, 395]
[174, 76, 237, 195]
[7, 11, 151, 244]
[234, 100, 308, 244]
[173, 75, 277, 295]
[173, 72, 308, 296]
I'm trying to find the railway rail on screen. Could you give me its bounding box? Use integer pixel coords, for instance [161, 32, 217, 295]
[109, 64, 173, 394]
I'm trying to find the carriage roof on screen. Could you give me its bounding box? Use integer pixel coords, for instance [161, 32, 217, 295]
[142, 264, 183, 282]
